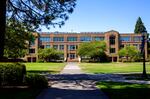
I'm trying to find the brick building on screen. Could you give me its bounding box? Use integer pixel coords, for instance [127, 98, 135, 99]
[24, 30, 148, 62]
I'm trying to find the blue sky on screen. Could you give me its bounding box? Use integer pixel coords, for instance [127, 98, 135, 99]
[42, 0, 150, 33]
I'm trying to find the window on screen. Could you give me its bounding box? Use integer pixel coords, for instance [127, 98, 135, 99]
[29, 41, 35, 46]
[53, 37, 64, 41]
[133, 36, 141, 41]
[120, 36, 131, 41]
[93, 37, 104, 41]
[109, 35, 115, 45]
[40, 37, 50, 42]
[29, 48, 35, 53]
[110, 48, 115, 53]
[120, 45, 124, 49]
[80, 36, 91, 41]
[133, 44, 139, 49]
[67, 37, 77, 41]
[53, 45, 58, 49]
[59, 45, 64, 50]
[68, 45, 76, 50]
[45, 45, 50, 48]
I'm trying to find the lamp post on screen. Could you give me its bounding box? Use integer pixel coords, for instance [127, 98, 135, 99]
[141, 32, 147, 78]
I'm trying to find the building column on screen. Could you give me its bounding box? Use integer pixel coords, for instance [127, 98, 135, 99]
[112, 57, 114, 62]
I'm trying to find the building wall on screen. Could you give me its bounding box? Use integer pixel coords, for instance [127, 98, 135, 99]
[25, 30, 148, 62]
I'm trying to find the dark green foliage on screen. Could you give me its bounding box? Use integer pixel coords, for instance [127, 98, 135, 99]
[134, 17, 147, 34]
[4, 19, 34, 58]
[38, 48, 64, 62]
[119, 45, 140, 62]
[25, 73, 48, 88]
[77, 41, 106, 62]
[0, 63, 26, 86]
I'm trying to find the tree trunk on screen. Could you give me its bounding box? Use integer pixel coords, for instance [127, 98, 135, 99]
[0, 0, 6, 60]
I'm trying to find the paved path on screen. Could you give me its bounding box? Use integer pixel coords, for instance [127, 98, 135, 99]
[36, 62, 109, 99]
[60, 62, 83, 74]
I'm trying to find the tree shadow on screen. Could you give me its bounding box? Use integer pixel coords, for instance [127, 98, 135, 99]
[27, 70, 58, 74]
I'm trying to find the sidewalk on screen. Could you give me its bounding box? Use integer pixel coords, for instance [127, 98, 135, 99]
[36, 62, 109, 99]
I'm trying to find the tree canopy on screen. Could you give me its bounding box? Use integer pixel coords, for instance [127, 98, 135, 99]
[38, 48, 64, 62]
[0, 0, 76, 59]
[119, 45, 140, 61]
[4, 19, 34, 58]
[77, 41, 106, 61]
[134, 17, 147, 34]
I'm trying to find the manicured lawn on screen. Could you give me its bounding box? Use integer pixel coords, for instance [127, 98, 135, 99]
[97, 81, 150, 99]
[79, 62, 150, 74]
[0, 88, 42, 99]
[24, 63, 66, 74]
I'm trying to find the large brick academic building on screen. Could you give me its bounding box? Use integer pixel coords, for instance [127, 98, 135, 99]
[24, 30, 148, 62]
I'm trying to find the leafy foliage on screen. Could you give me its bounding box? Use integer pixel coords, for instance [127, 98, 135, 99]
[0, 63, 26, 86]
[77, 41, 106, 61]
[38, 48, 64, 62]
[6, 0, 76, 29]
[119, 45, 140, 61]
[25, 73, 48, 88]
[4, 19, 34, 58]
[134, 17, 147, 33]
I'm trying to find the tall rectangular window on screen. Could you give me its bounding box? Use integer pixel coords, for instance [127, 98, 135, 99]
[53, 37, 64, 41]
[80, 36, 91, 41]
[59, 45, 64, 50]
[110, 48, 115, 53]
[120, 36, 131, 41]
[67, 37, 77, 41]
[40, 37, 50, 42]
[53, 45, 58, 50]
[29, 48, 35, 53]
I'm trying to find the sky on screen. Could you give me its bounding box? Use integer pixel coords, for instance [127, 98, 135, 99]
[42, 0, 150, 33]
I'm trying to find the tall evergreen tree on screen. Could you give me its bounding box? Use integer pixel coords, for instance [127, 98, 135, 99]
[0, 0, 76, 60]
[134, 17, 147, 34]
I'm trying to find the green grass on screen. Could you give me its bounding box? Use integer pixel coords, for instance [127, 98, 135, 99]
[0, 88, 42, 99]
[97, 81, 150, 99]
[79, 62, 150, 74]
[24, 63, 66, 74]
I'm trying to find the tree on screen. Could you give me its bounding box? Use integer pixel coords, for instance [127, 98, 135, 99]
[134, 17, 147, 34]
[38, 48, 64, 62]
[119, 45, 140, 62]
[0, 0, 76, 60]
[4, 19, 34, 59]
[77, 41, 106, 62]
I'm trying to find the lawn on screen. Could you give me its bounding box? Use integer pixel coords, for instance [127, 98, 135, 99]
[0, 88, 42, 99]
[24, 62, 66, 74]
[79, 62, 150, 74]
[97, 81, 150, 99]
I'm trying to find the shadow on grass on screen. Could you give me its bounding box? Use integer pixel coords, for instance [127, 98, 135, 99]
[27, 70, 58, 74]
[97, 81, 150, 99]
[0, 88, 42, 99]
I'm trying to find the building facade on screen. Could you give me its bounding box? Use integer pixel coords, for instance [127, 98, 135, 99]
[24, 30, 148, 62]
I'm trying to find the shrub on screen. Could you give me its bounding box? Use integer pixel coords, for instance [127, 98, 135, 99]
[0, 63, 26, 86]
[25, 73, 48, 88]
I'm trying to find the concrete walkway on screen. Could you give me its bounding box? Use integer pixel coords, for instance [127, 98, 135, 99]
[60, 62, 83, 74]
[36, 62, 109, 99]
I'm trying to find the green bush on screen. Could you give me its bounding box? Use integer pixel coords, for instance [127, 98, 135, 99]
[0, 63, 26, 86]
[25, 73, 48, 88]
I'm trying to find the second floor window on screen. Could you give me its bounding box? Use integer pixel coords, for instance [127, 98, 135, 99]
[67, 37, 77, 41]
[120, 36, 131, 41]
[53, 37, 64, 41]
[29, 48, 35, 53]
[109, 35, 115, 45]
[80, 36, 91, 41]
[40, 37, 50, 42]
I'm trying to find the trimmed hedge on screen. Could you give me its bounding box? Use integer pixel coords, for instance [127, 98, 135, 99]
[0, 63, 26, 86]
[25, 73, 48, 88]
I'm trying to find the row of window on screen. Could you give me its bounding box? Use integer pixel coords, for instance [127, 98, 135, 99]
[40, 36, 105, 42]
[43, 45, 77, 51]
[40, 36, 142, 42]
